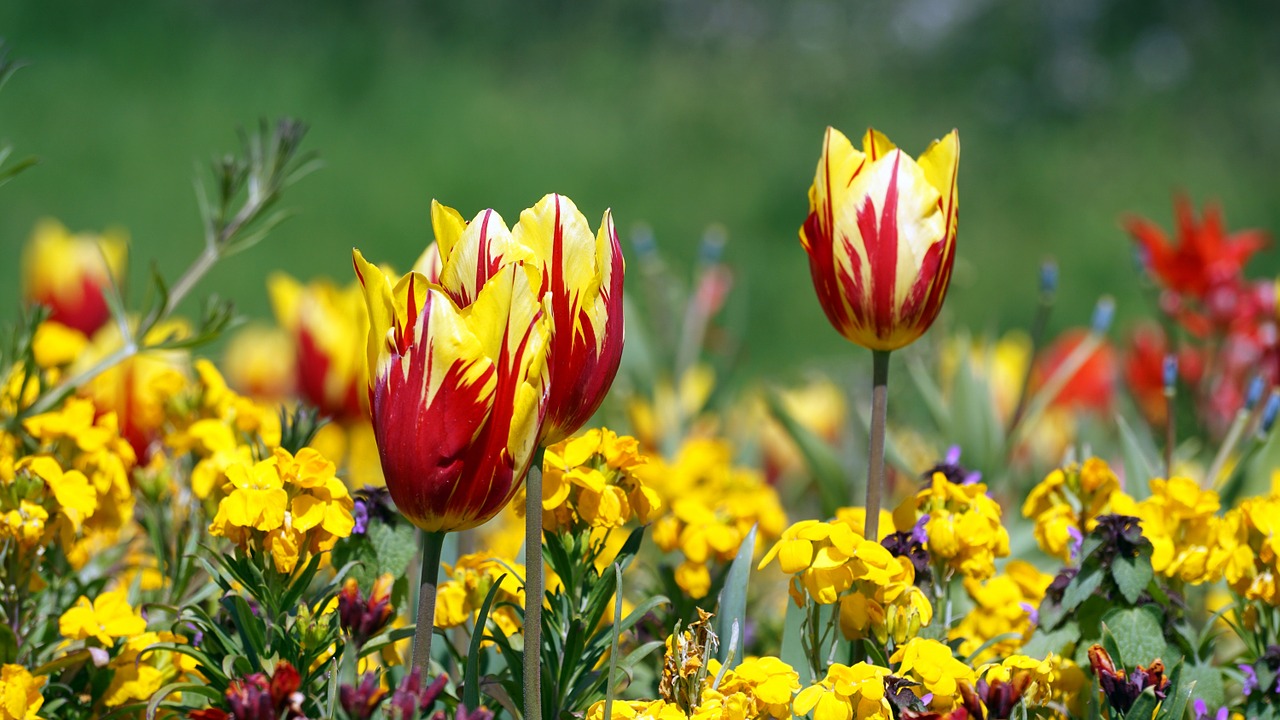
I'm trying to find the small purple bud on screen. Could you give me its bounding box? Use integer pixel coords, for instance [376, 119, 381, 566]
[945, 445, 962, 465]
[912, 514, 930, 545]
[1067, 526, 1084, 562]
[1019, 601, 1039, 626]
[1193, 699, 1207, 720]
[352, 500, 369, 535]
[1240, 664, 1259, 696]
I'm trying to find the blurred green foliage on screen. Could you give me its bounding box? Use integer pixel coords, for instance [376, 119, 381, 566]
[1, 0, 1278, 373]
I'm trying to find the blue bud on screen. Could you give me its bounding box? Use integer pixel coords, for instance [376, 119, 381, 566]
[631, 224, 656, 257]
[699, 225, 727, 263]
[1162, 354, 1178, 389]
[1262, 392, 1280, 434]
[1246, 376, 1265, 410]
[1090, 296, 1116, 334]
[1039, 260, 1058, 294]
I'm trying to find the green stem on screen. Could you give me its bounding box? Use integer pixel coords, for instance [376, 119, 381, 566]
[524, 446, 547, 720]
[865, 350, 891, 540]
[413, 530, 447, 674]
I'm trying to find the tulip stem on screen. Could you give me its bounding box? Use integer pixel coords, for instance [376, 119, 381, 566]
[413, 529, 446, 674]
[524, 446, 547, 720]
[865, 350, 891, 540]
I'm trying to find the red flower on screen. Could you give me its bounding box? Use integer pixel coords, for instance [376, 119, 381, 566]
[1127, 195, 1268, 300]
[1031, 329, 1117, 413]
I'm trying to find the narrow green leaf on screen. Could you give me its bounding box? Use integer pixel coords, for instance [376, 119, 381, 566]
[765, 388, 846, 517]
[715, 524, 756, 666]
[1116, 414, 1159, 498]
[464, 572, 507, 711]
[1124, 687, 1158, 720]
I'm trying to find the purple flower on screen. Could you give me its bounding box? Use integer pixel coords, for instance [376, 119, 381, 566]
[352, 499, 370, 535]
[1240, 663, 1259, 696]
[1019, 601, 1039, 626]
[1067, 526, 1084, 562]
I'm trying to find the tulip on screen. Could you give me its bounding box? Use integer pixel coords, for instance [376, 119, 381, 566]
[353, 231, 549, 673]
[511, 193, 625, 444]
[21, 219, 128, 336]
[800, 127, 959, 352]
[799, 126, 959, 540]
[268, 273, 368, 420]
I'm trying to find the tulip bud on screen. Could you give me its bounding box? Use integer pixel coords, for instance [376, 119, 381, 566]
[799, 127, 959, 351]
[21, 219, 127, 336]
[512, 194, 625, 443]
[352, 243, 550, 533]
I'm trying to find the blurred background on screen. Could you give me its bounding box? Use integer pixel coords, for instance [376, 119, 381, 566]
[2, 0, 1278, 375]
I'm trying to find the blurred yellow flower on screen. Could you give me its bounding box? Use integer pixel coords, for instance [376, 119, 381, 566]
[951, 560, 1051, 661]
[58, 588, 147, 646]
[1133, 476, 1223, 584]
[20, 218, 127, 337]
[0, 664, 45, 720]
[434, 552, 527, 638]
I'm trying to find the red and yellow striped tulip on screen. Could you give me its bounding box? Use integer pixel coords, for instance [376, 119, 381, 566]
[268, 273, 368, 420]
[21, 219, 127, 336]
[512, 194, 625, 443]
[800, 127, 959, 352]
[352, 240, 550, 533]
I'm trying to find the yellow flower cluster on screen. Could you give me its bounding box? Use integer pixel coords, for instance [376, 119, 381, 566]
[1219, 476, 1280, 605]
[1022, 458, 1130, 563]
[977, 654, 1059, 707]
[8, 397, 138, 567]
[793, 662, 893, 720]
[759, 519, 933, 645]
[1132, 476, 1224, 584]
[167, 360, 281, 500]
[950, 560, 1052, 661]
[900, 472, 1009, 581]
[208, 447, 355, 573]
[644, 439, 787, 599]
[587, 633, 800, 720]
[541, 428, 658, 532]
[0, 664, 45, 720]
[890, 638, 976, 710]
[57, 588, 196, 707]
[435, 552, 527, 638]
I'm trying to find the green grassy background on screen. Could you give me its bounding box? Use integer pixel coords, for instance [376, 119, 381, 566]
[1, 1, 1278, 374]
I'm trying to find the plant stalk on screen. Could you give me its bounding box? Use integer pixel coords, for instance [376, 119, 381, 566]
[865, 350, 891, 540]
[524, 447, 547, 720]
[413, 530, 447, 674]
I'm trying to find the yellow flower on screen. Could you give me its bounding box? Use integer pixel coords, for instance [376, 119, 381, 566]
[15, 456, 97, 532]
[30, 321, 89, 369]
[269, 272, 368, 420]
[434, 552, 527, 638]
[1, 502, 49, 548]
[1023, 459, 1130, 563]
[58, 588, 147, 646]
[1133, 476, 1222, 584]
[0, 664, 45, 720]
[221, 323, 297, 401]
[540, 428, 657, 532]
[208, 447, 354, 573]
[907, 472, 1008, 580]
[978, 654, 1057, 706]
[890, 637, 975, 708]
[709, 656, 800, 718]
[586, 700, 688, 720]
[951, 560, 1051, 661]
[794, 662, 892, 720]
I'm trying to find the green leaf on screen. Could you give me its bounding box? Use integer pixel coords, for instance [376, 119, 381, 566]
[1111, 552, 1154, 604]
[1061, 566, 1104, 612]
[764, 388, 846, 517]
[1102, 606, 1170, 668]
[146, 681, 223, 720]
[464, 572, 507, 711]
[715, 524, 756, 666]
[1181, 663, 1225, 713]
[1157, 661, 1193, 720]
[781, 599, 810, 683]
[370, 521, 419, 579]
[1021, 624, 1081, 660]
[1124, 686, 1159, 720]
[0, 625, 17, 664]
[1116, 414, 1158, 498]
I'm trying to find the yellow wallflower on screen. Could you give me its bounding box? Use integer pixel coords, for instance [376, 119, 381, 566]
[794, 662, 892, 720]
[102, 631, 194, 707]
[890, 637, 975, 709]
[904, 472, 1009, 581]
[1219, 491, 1280, 605]
[1022, 458, 1131, 563]
[978, 654, 1058, 706]
[208, 447, 355, 573]
[950, 560, 1051, 661]
[434, 552, 527, 639]
[58, 588, 147, 646]
[541, 428, 657, 532]
[1133, 476, 1223, 584]
[707, 656, 800, 719]
[586, 699, 688, 720]
[30, 321, 89, 369]
[642, 439, 786, 599]
[0, 664, 45, 720]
